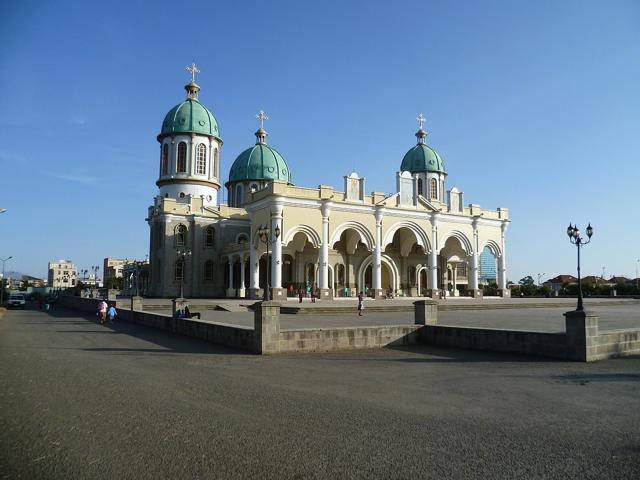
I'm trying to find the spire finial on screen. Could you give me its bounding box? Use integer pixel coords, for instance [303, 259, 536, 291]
[186, 63, 200, 83]
[184, 63, 201, 100]
[255, 110, 269, 145]
[415, 113, 428, 144]
[256, 110, 269, 130]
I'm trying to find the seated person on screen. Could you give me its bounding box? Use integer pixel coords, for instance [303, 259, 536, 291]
[184, 305, 201, 319]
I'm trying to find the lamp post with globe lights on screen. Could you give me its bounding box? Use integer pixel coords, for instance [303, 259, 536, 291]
[257, 220, 281, 301]
[566, 223, 594, 311]
[176, 248, 191, 299]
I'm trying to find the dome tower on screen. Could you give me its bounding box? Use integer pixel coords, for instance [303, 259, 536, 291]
[399, 113, 447, 203]
[156, 64, 223, 206]
[226, 110, 293, 208]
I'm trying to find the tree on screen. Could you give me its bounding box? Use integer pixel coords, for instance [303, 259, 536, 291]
[518, 276, 535, 286]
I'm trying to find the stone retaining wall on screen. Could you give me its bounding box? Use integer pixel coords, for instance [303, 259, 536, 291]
[57, 296, 640, 361]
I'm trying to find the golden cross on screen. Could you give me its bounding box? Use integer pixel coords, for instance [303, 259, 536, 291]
[256, 110, 269, 129]
[186, 63, 200, 83]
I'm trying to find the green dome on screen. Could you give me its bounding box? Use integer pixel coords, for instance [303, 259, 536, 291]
[228, 143, 292, 183]
[159, 99, 220, 138]
[400, 143, 446, 174]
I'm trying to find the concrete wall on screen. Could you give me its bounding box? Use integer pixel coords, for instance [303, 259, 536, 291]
[57, 296, 640, 361]
[278, 325, 422, 353]
[422, 327, 568, 359]
[59, 295, 255, 353]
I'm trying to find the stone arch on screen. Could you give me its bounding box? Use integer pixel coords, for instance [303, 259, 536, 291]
[282, 225, 321, 249]
[383, 221, 430, 255]
[330, 221, 375, 251]
[438, 230, 473, 254]
[235, 232, 250, 244]
[479, 239, 502, 258]
[357, 254, 400, 292]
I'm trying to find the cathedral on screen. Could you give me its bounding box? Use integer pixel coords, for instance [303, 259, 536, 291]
[146, 66, 510, 300]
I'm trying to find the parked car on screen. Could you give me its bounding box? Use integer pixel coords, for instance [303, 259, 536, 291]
[7, 293, 26, 309]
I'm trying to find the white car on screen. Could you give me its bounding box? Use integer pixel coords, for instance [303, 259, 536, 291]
[7, 293, 26, 309]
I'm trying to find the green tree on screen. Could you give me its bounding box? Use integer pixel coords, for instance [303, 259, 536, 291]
[518, 276, 535, 286]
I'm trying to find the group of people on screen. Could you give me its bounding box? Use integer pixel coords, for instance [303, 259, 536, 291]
[97, 300, 117, 325]
[176, 305, 201, 319]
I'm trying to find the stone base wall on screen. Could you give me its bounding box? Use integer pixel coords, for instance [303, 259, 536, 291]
[592, 330, 640, 360]
[60, 295, 255, 353]
[422, 327, 568, 359]
[278, 325, 422, 354]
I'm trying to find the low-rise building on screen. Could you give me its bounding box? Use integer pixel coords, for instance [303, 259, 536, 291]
[543, 274, 577, 294]
[47, 260, 77, 289]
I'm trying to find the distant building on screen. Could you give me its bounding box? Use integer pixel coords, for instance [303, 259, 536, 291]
[479, 247, 497, 283]
[103, 258, 134, 287]
[21, 275, 46, 288]
[609, 276, 631, 285]
[122, 259, 150, 296]
[543, 274, 577, 294]
[48, 260, 77, 289]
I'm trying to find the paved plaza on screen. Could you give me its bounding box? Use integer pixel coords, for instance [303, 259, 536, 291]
[1, 307, 639, 479]
[150, 298, 640, 332]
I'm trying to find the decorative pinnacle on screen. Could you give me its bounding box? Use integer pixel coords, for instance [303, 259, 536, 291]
[256, 110, 269, 130]
[186, 63, 200, 83]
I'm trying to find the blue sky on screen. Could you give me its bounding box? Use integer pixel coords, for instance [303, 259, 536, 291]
[1, 0, 639, 282]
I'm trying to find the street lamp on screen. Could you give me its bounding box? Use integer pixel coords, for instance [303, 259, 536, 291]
[566, 222, 594, 311]
[537, 272, 546, 286]
[1, 256, 12, 305]
[257, 220, 281, 301]
[91, 265, 99, 287]
[176, 248, 191, 299]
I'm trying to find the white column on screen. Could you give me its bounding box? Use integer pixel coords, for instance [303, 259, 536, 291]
[470, 219, 479, 290]
[319, 202, 331, 290]
[373, 208, 383, 291]
[250, 245, 259, 290]
[452, 263, 458, 295]
[428, 215, 439, 290]
[228, 258, 235, 291]
[240, 258, 246, 287]
[271, 203, 283, 289]
[498, 222, 508, 289]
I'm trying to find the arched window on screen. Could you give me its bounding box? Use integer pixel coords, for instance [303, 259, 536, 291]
[196, 144, 206, 175]
[175, 260, 184, 281]
[235, 184, 243, 207]
[430, 178, 437, 200]
[237, 234, 248, 244]
[205, 226, 215, 247]
[250, 183, 258, 193]
[177, 142, 187, 173]
[417, 178, 423, 196]
[204, 260, 214, 281]
[161, 144, 169, 175]
[213, 148, 219, 178]
[176, 224, 187, 246]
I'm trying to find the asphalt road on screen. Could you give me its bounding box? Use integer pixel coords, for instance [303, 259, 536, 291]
[1, 307, 640, 479]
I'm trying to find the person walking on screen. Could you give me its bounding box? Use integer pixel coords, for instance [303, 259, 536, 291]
[298, 288, 304, 303]
[97, 300, 108, 325]
[357, 291, 364, 316]
[311, 284, 317, 303]
[107, 304, 117, 324]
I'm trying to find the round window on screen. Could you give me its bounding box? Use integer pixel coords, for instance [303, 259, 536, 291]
[267, 166, 275, 173]
[198, 120, 206, 126]
[179, 192, 185, 198]
[206, 195, 212, 201]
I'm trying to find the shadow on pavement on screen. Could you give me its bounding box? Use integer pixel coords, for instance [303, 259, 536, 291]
[36, 306, 248, 356]
[384, 344, 559, 363]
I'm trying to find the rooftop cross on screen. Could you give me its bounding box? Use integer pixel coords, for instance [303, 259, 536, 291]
[416, 113, 426, 130]
[186, 63, 200, 83]
[256, 110, 269, 130]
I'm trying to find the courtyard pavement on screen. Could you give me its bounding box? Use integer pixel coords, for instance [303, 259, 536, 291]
[1, 307, 639, 479]
[161, 298, 640, 333]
